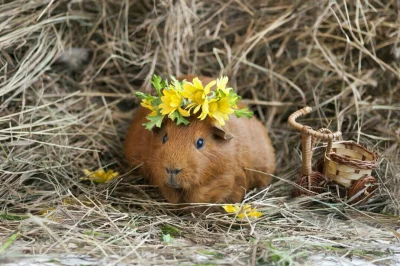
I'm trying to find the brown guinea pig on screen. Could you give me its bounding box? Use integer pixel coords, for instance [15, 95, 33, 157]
[124, 75, 275, 204]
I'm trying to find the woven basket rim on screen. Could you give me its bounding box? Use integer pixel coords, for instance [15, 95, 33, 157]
[326, 141, 378, 169]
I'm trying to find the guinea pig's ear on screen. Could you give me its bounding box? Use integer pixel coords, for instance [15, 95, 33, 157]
[212, 124, 234, 140]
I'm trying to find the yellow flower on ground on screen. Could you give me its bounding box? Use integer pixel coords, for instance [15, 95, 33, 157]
[81, 168, 119, 183]
[222, 204, 240, 213]
[182, 77, 216, 114]
[247, 210, 263, 218]
[141, 99, 158, 116]
[206, 95, 235, 126]
[222, 204, 262, 219]
[159, 86, 190, 117]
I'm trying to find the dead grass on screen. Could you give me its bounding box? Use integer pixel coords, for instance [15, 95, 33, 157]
[0, 0, 399, 265]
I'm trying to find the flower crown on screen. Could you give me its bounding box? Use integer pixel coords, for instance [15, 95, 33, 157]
[135, 75, 253, 130]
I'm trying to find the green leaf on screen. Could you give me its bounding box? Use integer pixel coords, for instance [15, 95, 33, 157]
[229, 89, 240, 105]
[143, 113, 164, 130]
[151, 74, 167, 97]
[0, 213, 28, 221]
[234, 108, 253, 119]
[134, 92, 147, 99]
[169, 110, 190, 126]
[161, 225, 181, 237]
[217, 88, 227, 98]
[170, 75, 184, 92]
[0, 232, 20, 254]
[162, 233, 173, 244]
[134, 92, 157, 102]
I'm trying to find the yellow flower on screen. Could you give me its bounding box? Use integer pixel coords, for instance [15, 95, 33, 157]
[141, 99, 158, 116]
[192, 76, 237, 125]
[182, 77, 216, 114]
[217, 76, 239, 108]
[81, 168, 119, 183]
[222, 204, 262, 219]
[222, 204, 240, 213]
[159, 87, 190, 117]
[205, 95, 235, 126]
[216, 76, 229, 93]
[237, 210, 262, 219]
[247, 211, 263, 218]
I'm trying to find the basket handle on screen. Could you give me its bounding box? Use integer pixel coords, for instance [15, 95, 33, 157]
[288, 107, 341, 177]
[288, 106, 342, 141]
[314, 128, 334, 155]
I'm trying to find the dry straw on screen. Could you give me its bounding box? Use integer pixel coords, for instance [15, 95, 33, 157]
[0, 0, 399, 265]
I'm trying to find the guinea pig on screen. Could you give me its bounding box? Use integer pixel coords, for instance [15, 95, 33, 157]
[124, 75, 275, 204]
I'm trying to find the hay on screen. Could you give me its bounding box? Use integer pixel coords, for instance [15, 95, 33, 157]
[0, 0, 399, 265]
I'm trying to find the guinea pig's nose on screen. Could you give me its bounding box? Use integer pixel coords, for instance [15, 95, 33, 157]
[165, 168, 182, 175]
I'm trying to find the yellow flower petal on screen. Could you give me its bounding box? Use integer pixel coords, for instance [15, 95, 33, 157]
[149, 110, 158, 117]
[83, 169, 92, 176]
[216, 76, 228, 91]
[206, 95, 234, 126]
[159, 102, 176, 116]
[194, 90, 204, 103]
[198, 100, 209, 120]
[192, 77, 203, 90]
[237, 213, 246, 219]
[209, 101, 218, 113]
[203, 80, 216, 94]
[179, 107, 190, 117]
[242, 204, 252, 211]
[186, 102, 197, 111]
[212, 113, 226, 126]
[223, 204, 262, 219]
[247, 211, 262, 218]
[141, 99, 155, 111]
[98, 169, 105, 175]
[159, 87, 185, 116]
[222, 205, 240, 213]
[81, 168, 119, 183]
[193, 104, 201, 114]
[182, 82, 197, 98]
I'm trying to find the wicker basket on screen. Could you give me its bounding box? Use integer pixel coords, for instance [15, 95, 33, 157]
[288, 107, 379, 203]
[324, 141, 378, 188]
[288, 107, 341, 196]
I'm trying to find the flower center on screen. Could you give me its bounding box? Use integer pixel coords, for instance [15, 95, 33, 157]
[209, 101, 218, 112]
[170, 95, 181, 107]
[194, 90, 204, 103]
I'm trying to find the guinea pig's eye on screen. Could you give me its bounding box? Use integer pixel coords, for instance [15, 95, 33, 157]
[162, 133, 168, 144]
[196, 138, 205, 149]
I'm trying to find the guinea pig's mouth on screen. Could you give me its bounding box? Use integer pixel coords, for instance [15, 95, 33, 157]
[167, 183, 181, 189]
[167, 175, 182, 189]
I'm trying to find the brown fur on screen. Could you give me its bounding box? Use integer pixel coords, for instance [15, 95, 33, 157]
[124, 76, 275, 204]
